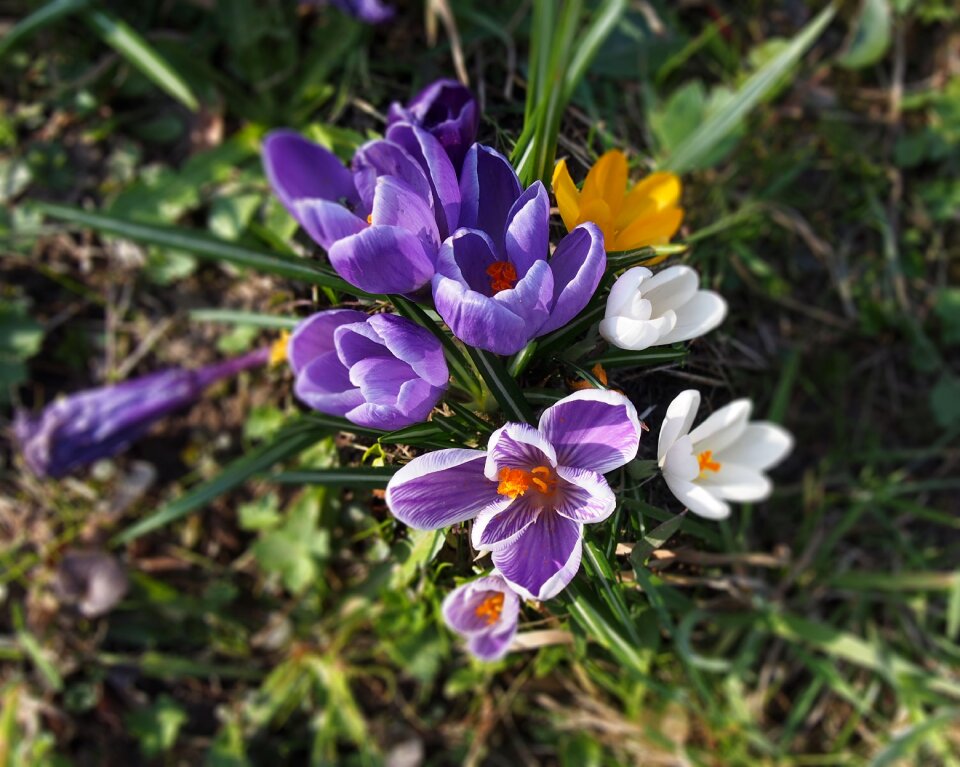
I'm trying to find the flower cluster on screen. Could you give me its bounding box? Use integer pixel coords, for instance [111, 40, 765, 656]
[16, 78, 795, 665]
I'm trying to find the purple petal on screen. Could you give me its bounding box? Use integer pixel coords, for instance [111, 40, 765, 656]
[289, 310, 368, 376]
[467, 628, 516, 662]
[538, 390, 642, 474]
[491, 259, 554, 333]
[472, 494, 541, 550]
[332, 322, 393, 368]
[327, 0, 395, 23]
[503, 181, 550, 277]
[388, 80, 479, 171]
[458, 144, 522, 252]
[484, 423, 557, 479]
[370, 175, 440, 255]
[365, 313, 449, 388]
[553, 466, 616, 523]
[348, 357, 414, 404]
[352, 139, 432, 212]
[262, 130, 358, 216]
[386, 449, 510, 529]
[536, 222, 606, 336]
[436, 228, 499, 295]
[292, 198, 366, 250]
[492, 512, 583, 601]
[386, 123, 460, 239]
[344, 390, 439, 431]
[328, 225, 435, 294]
[295, 352, 364, 415]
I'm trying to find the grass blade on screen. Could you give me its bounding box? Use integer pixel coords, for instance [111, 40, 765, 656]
[85, 9, 199, 111]
[33, 202, 368, 295]
[189, 309, 299, 329]
[588, 347, 688, 369]
[661, 4, 836, 173]
[269, 467, 398, 487]
[465, 347, 535, 424]
[0, 0, 88, 59]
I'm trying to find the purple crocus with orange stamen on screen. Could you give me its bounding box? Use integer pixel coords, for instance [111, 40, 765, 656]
[15, 348, 270, 479]
[290, 310, 448, 431]
[388, 79, 479, 172]
[432, 144, 606, 355]
[442, 574, 520, 661]
[262, 123, 459, 295]
[386, 390, 642, 601]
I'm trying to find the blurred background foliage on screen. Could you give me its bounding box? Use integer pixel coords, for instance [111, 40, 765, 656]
[1, 0, 959, 764]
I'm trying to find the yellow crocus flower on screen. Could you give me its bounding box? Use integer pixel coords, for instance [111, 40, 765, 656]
[552, 149, 684, 257]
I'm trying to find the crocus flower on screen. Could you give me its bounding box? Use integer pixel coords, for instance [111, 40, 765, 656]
[289, 310, 448, 431]
[304, 0, 394, 24]
[658, 390, 793, 519]
[387, 79, 479, 172]
[386, 390, 642, 600]
[15, 348, 270, 479]
[432, 145, 606, 355]
[262, 124, 459, 294]
[442, 574, 520, 661]
[553, 150, 683, 256]
[599, 265, 727, 351]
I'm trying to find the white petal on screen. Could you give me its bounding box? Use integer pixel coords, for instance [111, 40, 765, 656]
[599, 314, 672, 351]
[719, 422, 793, 471]
[688, 399, 752, 454]
[657, 389, 700, 462]
[698, 461, 772, 502]
[661, 435, 699, 482]
[605, 267, 651, 318]
[657, 290, 727, 344]
[663, 475, 731, 519]
[641, 265, 699, 316]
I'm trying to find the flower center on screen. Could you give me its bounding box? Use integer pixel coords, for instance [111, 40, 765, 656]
[697, 450, 722, 476]
[474, 592, 505, 625]
[486, 261, 518, 293]
[496, 465, 557, 498]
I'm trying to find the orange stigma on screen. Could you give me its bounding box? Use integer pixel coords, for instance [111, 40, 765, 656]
[366, 213, 373, 225]
[697, 450, 721, 475]
[486, 261, 518, 293]
[496, 465, 557, 498]
[474, 592, 505, 625]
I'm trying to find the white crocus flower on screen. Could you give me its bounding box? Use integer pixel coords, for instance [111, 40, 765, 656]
[599, 265, 727, 351]
[657, 390, 793, 519]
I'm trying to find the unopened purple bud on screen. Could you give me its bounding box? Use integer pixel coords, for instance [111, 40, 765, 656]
[15, 348, 269, 479]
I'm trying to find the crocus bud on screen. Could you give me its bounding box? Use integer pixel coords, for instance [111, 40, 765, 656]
[15, 348, 270, 479]
[442, 574, 520, 661]
[387, 79, 479, 172]
[599, 265, 727, 351]
[289, 310, 448, 431]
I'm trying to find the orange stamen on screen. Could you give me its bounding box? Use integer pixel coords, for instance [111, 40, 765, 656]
[474, 592, 505, 625]
[496, 465, 557, 498]
[697, 450, 721, 475]
[486, 261, 518, 293]
[366, 213, 373, 225]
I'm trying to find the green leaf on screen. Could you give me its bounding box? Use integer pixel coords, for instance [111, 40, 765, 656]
[660, 4, 836, 173]
[125, 695, 188, 759]
[85, 10, 199, 111]
[113, 417, 326, 545]
[33, 202, 368, 295]
[934, 288, 960, 346]
[0, 0, 89, 60]
[252, 490, 329, 593]
[465, 346, 536, 424]
[390, 529, 445, 589]
[629, 512, 686, 566]
[930, 374, 960, 430]
[0, 300, 44, 404]
[837, 0, 892, 69]
[587, 347, 688, 369]
[269, 466, 398, 488]
[190, 309, 299, 330]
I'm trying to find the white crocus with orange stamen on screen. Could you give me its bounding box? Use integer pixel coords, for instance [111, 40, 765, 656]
[599, 265, 727, 351]
[657, 390, 793, 519]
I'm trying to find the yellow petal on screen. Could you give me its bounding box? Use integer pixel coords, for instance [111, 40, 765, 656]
[581, 150, 627, 212]
[617, 171, 682, 229]
[578, 197, 616, 245]
[612, 207, 684, 251]
[552, 159, 582, 233]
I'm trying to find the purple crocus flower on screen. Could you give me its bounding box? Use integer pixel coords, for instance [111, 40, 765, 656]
[442, 574, 520, 661]
[262, 124, 459, 294]
[15, 348, 270, 479]
[386, 390, 642, 600]
[387, 79, 479, 172]
[327, 0, 394, 23]
[290, 310, 448, 431]
[432, 144, 606, 355]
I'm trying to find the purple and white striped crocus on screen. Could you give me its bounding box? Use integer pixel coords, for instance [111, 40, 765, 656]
[262, 123, 459, 294]
[442, 574, 520, 661]
[15, 348, 270, 479]
[290, 310, 448, 431]
[386, 390, 642, 600]
[387, 79, 479, 172]
[432, 145, 606, 355]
